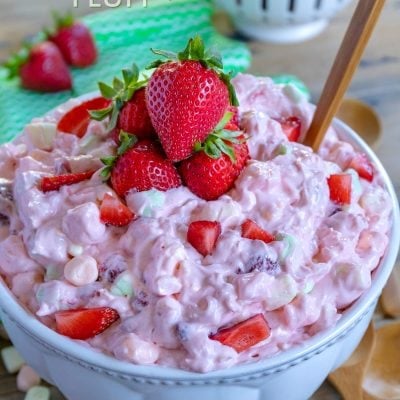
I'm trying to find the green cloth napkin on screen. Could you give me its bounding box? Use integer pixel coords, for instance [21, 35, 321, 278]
[0, 0, 251, 144]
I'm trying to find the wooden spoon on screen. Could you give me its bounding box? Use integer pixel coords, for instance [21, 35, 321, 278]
[303, 0, 386, 151]
[337, 98, 382, 149]
[363, 322, 400, 399]
[328, 322, 376, 400]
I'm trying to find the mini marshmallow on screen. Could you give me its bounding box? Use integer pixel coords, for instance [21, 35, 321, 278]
[68, 244, 84, 257]
[111, 272, 134, 297]
[25, 122, 57, 151]
[24, 386, 50, 400]
[64, 255, 98, 287]
[1, 346, 25, 373]
[17, 365, 41, 392]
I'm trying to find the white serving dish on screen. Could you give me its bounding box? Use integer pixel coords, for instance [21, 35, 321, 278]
[0, 116, 399, 400]
[215, 0, 354, 43]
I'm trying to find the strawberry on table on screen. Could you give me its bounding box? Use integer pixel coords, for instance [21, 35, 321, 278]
[277, 116, 302, 142]
[241, 219, 275, 244]
[348, 153, 374, 182]
[100, 193, 135, 227]
[187, 220, 222, 257]
[146, 35, 238, 162]
[101, 133, 181, 198]
[180, 112, 249, 201]
[57, 97, 111, 137]
[210, 314, 271, 353]
[4, 41, 72, 92]
[90, 64, 155, 142]
[327, 174, 352, 205]
[40, 170, 95, 193]
[55, 307, 120, 340]
[48, 12, 97, 68]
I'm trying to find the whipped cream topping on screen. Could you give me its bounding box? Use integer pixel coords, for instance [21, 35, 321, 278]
[0, 75, 391, 372]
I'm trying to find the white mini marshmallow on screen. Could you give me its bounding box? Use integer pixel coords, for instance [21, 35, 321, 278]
[17, 365, 41, 392]
[68, 244, 84, 257]
[24, 386, 50, 400]
[64, 255, 99, 287]
[1, 346, 25, 373]
[113, 333, 159, 365]
[25, 122, 57, 151]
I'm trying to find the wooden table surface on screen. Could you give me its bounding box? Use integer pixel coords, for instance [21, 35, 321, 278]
[0, 0, 399, 399]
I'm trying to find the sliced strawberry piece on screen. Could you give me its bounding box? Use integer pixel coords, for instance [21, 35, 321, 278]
[58, 97, 111, 138]
[187, 221, 222, 257]
[278, 116, 302, 142]
[348, 153, 374, 182]
[55, 307, 120, 340]
[327, 174, 352, 204]
[100, 193, 134, 227]
[40, 170, 95, 192]
[210, 314, 270, 353]
[241, 219, 275, 244]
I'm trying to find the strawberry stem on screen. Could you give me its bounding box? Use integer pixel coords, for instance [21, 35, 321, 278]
[147, 35, 239, 106]
[194, 112, 245, 163]
[90, 64, 148, 131]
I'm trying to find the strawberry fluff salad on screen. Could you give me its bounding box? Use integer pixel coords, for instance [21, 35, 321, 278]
[0, 38, 392, 373]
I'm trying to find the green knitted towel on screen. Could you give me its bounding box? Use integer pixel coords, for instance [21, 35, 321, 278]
[0, 0, 251, 144]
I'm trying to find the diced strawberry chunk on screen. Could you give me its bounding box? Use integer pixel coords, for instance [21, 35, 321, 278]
[348, 153, 374, 182]
[327, 174, 352, 204]
[40, 170, 95, 192]
[187, 220, 221, 257]
[278, 116, 302, 142]
[210, 314, 270, 353]
[241, 219, 274, 244]
[100, 193, 134, 227]
[57, 97, 111, 138]
[55, 307, 120, 340]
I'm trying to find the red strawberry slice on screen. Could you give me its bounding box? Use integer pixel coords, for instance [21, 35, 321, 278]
[5, 41, 72, 93]
[210, 314, 270, 353]
[40, 170, 95, 192]
[58, 97, 111, 138]
[224, 106, 240, 131]
[348, 153, 374, 182]
[278, 116, 302, 142]
[187, 220, 222, 257]
[100, 193, 135, 227]
[109, 140, 181, 197]
[241, 219, 275, 244]
[49, 14, 97, 67]
[327, 174, 352, 204]
[55, 307, 120, 340]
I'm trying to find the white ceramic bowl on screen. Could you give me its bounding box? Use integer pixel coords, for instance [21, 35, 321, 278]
[0, 118, 399, 400]
[215, 0, 353, 43]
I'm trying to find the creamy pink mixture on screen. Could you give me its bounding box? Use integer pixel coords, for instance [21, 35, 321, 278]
[0, 75, 392, 372]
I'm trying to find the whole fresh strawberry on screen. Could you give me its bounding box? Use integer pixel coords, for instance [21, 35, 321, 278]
[146, 35, 238, 162]
[180, 112, 249, 200]
[48, 12, 97, 68]
[4, 41, 72, 92]
[101, 133, 181, 197]
[90, 64, 155, 142]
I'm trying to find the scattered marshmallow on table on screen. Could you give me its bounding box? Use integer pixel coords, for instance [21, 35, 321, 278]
[17, 365, 41, 392]
[1, 345, 25, 373]
[64, 255, 99, 286]
[24, 386, 50, 400]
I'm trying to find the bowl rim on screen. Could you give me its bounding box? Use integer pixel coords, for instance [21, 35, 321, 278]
[0, 113, 399, 382]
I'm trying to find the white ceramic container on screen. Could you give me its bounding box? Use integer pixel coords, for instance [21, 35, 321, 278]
[0, 117, 399, 400]
[215, 0, 354, 43]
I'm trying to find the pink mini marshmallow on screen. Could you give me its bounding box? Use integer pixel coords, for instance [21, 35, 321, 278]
[17, 365, 41, 392]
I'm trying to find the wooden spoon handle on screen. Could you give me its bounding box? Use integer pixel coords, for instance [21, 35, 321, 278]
[303, 0, 386, 151]
[380, 264, 400, 317]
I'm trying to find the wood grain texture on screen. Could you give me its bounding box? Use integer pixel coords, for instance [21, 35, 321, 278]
[304, 0, 386, 151]
[0, 0, 400, 399]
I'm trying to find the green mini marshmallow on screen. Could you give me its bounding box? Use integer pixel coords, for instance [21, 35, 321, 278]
[1, 346, 25, 373]
[24, 386, 50, 400]
[302, 281, 315, 294]
[111, 272, 134, 298]
[345, 168, 362, 198]
[276, 233, 296, 262]
[272, 74, 311, 101]
[141, 189, 166, 217]
[275, 143, 293, 156]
